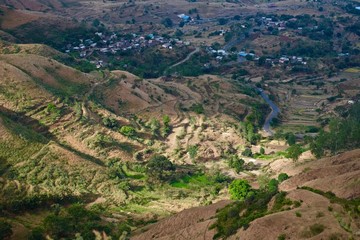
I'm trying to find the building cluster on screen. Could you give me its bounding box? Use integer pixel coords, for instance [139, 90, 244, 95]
[64, 32, 190, 68]
[261, 17, 287, 31]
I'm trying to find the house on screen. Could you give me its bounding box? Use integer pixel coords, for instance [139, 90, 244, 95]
[239, 51, 247, 57]
[178, 14, 191, 22]
[100, 48, 109, 53]
[279, 57, 289, 64]
[217, 50, 227, 55]
[162, 43, 172, 49]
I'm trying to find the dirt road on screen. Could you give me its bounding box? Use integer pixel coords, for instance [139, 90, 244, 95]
[165, 47, 200, 72]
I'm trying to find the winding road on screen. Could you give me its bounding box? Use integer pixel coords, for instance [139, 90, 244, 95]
[165, 47, 200, 72]
[257, 88, 280, 136]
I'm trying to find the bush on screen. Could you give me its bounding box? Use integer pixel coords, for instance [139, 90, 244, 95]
[286, 144, 302, 162]
[306, 223, 325, 237]
[278, 173, 289, 182]
[187, 145, 198, 160]
[228, 155, 245, 173]
[102, 117, 118, 129]
[29, 227, 45, 240]
[212, 186, 278, 239]
[267, 179, 279, 193]
[229, 179, 253, 201]
[190, 103, 204, 114]
[0, 220, 12, 239]
[285, 133, 296, 146]
[119, 126, 136, 137]
[146, 155, 175, 181]
[42, 204, 108, 239]
[242, 148, 252, 157]
[277, 234, 286, 240]
[259, 147, 265, 155]
[162, 18, 173, 28]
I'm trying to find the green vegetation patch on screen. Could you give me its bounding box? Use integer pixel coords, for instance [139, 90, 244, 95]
[170, 174, 212, 189]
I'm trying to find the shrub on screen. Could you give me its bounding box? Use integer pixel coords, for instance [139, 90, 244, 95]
[277, 234, 286, 240]
[0, 220, 12, 239]
[242, 148, 252, 157]
[229, 179, 253, 201]
[188, 145, 198, 160]
[29, 227, 45, 240]
[316, 211, 324, 218]
[295, 211, 302, 217]
[162, 18, 173, 28]
[267, 179, 279, 193]
[285, 133, 296, 146]
[228, 155, 245, 173]
[119, 126, 136, 137]
[102, 117, 118, 129]
[286, 144, 302, 162]
[309, 223, 325, 236]
[259, 147, 265, 155]
[146, 155, 175, 181]
[278, 173, 289, 182]
[190, 103, 204, 114]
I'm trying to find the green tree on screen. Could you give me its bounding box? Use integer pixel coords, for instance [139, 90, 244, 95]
[43, 214, 71, 238]
[286, 144, 302, 162]
[149, 118, 160, 136]
[258, 56, 266, 66]
[146, 155, 175, 181]
[218, 18, 228, 25]
[29, 227, 45, 240]
[246, 122, 255, 144]
[229, 179, 253, 201]
[190, 103, 204, 114]
[188, 145, 198, 160]
[242, 148, 252, 157]
[0, 220, 12, 239]
[228, 155, 245, 173]
[161, 115, 171, 137]
[119, 126, 136, 137]
[162, 18, 173, 28]
[278, 173, 289, 182]
[102, 117, 118, 129]
[267, 179, 279, 193]
[259, 147, 265, 155]
[286, 133, 296, 146]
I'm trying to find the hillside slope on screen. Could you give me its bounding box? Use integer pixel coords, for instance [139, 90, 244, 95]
[0, 45, 270, 239]
[131, 150, 360, 240]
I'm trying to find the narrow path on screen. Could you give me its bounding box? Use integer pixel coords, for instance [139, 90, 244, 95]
[81, 72, 112, 120]
[257, 88, 280, 136]
[165, 47, 200, 72]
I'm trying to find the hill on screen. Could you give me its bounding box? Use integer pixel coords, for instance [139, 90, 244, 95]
[0, 44, 269, 239]
[132, 149, 360, 240]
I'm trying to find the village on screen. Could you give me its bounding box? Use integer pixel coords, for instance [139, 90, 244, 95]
[64, 31, 191, 69]
[62, 5, 357, 73]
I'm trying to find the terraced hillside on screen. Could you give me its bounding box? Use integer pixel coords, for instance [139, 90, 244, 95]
[0, 43, 271, 239]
